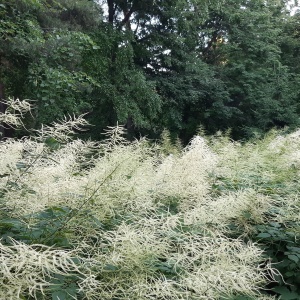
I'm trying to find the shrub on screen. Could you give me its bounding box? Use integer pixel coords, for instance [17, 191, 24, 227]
[2, 99, 298, 299]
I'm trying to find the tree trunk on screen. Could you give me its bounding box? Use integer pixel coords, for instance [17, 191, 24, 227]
[108, 0, 115, 24]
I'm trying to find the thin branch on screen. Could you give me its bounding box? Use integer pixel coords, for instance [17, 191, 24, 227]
[121, 4, 135, 26]
[41, 158, 127, 243]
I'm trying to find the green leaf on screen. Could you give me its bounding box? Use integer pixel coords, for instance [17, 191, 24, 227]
[270, 222, 281, 228]
[273, 286, 299, 300]
[257, 232, 271, 238]
[52, 290, 68, 300]
[285, 271, 295, 277]
[242, 211, 251, 219]
[288, 255, 299, 263]
[104, 264, 119, 271]
[287, 246, 300, 253]
[45, 137, 60, 150]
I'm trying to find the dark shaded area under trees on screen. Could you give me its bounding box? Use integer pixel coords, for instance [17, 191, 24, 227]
[1, 0, 300, 142]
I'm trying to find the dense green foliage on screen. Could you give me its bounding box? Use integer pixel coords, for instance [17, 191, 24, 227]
[1, 0, 300, 139]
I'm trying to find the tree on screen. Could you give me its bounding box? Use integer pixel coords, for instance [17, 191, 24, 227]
[201, 0, 300, 137]
[1, 0, 300, 140]
[95, 0, 234, 140]
[80, 25, 161, 138]
[0, 0, 102, 130]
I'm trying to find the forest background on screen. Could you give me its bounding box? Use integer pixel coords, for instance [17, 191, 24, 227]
[1, 0, 300, 141]
[1, 1, 300, 299]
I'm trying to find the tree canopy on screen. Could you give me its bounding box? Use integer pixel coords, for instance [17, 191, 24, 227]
[1, 0, 300, 140]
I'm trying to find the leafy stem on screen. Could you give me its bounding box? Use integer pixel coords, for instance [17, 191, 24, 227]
[41, 159, 126, 244]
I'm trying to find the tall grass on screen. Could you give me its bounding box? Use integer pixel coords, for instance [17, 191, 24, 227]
[2, 98, 299, 299]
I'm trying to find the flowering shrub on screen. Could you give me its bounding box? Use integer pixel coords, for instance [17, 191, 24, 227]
[1, 99, 299, 299]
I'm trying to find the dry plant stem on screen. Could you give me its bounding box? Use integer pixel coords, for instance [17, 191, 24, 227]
[14, 149, 46, 185]
[41, 158, 127, 244]
[0, 98, 32, 130]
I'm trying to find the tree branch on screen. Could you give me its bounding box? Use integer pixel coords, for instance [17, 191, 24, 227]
[121, 5, 135, 26]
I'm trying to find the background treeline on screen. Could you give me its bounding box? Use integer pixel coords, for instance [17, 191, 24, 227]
[1, 0, 300, 141]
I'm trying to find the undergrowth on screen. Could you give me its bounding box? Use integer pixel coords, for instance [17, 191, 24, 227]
[0, 98, 299, 299]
